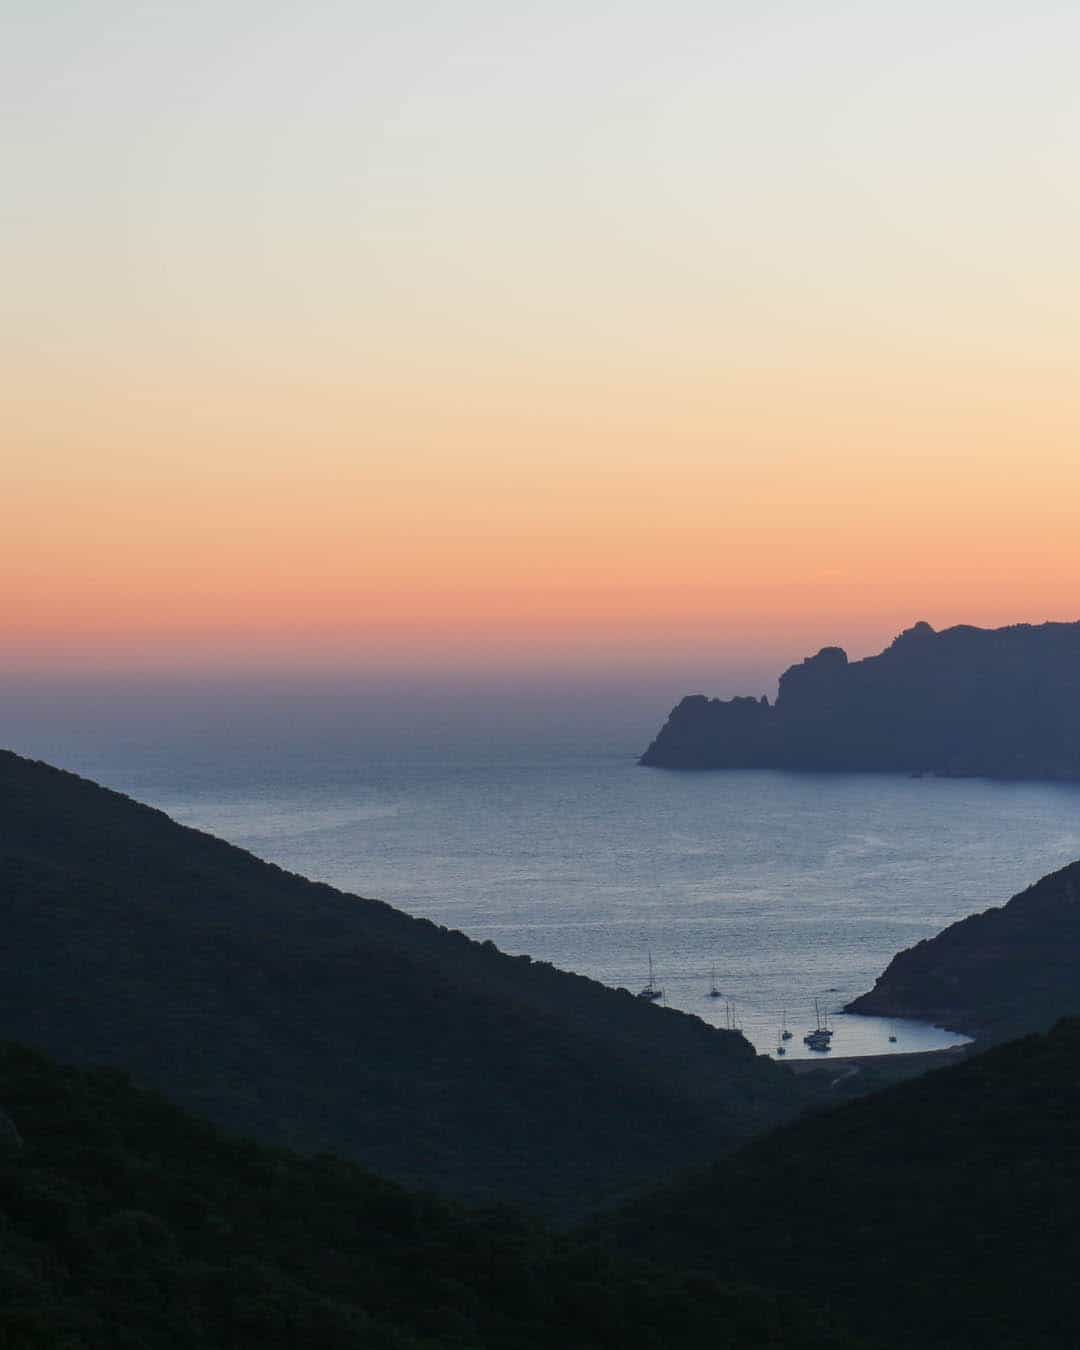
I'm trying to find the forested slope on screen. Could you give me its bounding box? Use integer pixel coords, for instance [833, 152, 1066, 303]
[0, 749, 804, 1218]
[0, 1041, 859, 1350]
[604, 1018, 1080, 1350]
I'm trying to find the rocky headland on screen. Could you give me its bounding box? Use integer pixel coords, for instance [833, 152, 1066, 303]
[641, 619, 1080, 779]
[845, 858, 1080, 1042]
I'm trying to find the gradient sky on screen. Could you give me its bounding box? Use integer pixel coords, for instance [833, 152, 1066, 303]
[6, 1, 1080, 686]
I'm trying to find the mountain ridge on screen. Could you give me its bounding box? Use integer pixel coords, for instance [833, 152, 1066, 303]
[0, 1037, 857, 1350]
[602, 1016, 1080, 1349]
[0, 747, 806, 1219]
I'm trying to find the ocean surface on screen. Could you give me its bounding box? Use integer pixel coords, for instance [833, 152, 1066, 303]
[6, 682, 1080, 1059]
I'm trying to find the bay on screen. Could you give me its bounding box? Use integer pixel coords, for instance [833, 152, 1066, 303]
[5, 683, 1079, 1059]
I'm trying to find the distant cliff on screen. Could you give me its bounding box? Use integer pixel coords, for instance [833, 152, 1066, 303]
[844, 858, 1080, 1042]
[641, 619, 1080, 779]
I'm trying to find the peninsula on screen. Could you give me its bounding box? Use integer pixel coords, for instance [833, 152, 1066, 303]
[845, 857, 1080, 1043]
[641, 619, 1080, 779]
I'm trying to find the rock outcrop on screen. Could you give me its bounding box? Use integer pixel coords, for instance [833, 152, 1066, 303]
[641, 619, 1080, 779]
[844, 858, 1080, 1041]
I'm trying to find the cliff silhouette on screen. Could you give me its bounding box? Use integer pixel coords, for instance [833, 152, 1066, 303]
[641, 619, 1080, 778]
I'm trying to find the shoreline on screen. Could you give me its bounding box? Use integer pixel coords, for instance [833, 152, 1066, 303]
[781, 1043, 973, 1079]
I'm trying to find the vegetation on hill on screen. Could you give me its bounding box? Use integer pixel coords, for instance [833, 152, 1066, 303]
[5, 745, 1079, 1347]
[845, 858, 1080, 1042]
[0, 749, 808, 1220]
[641, 618, 1080, 778]
[0, 1041, 858, 1350]
[603, 1018, 1080, 1349]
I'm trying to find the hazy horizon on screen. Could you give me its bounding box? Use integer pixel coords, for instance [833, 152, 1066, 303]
[2, 610, 1076, 700]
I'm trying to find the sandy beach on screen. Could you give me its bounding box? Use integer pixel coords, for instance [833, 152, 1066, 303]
[782, 1043, 973, 1084]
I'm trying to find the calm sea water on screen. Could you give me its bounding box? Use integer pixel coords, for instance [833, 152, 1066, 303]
[6, 682, 1080, 1059]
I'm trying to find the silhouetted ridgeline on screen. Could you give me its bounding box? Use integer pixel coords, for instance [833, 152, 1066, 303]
[641, 619, 1080, 778]
[845, 857, 1080, 1042]
[0, 1041, 859, 1350]
[6, 751, 1078, 1350]
[0, 749, 808, 1221]
[604, 1018, 1080, 1350]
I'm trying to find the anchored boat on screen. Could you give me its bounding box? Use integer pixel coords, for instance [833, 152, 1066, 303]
[803, 998, 834, 1051]
[637, 953, 663, 1002]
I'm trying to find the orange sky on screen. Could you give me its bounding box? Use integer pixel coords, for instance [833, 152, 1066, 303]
[6, 4, 1080, 685]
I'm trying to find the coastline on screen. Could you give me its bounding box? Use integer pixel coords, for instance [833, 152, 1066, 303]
[781, 1043, 973, 1085]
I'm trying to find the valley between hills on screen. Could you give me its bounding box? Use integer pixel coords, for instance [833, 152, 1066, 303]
[2, 746, 1080, 1348]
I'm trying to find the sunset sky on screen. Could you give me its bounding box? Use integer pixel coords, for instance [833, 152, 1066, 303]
[6, 1, 1080, 687]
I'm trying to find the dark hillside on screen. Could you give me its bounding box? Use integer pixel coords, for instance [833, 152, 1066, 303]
[845, 857, 1080, 1041]
[0, 1040, 861, 1350]
[604, 1018, 1080, 1350]
[0, 750, 803, 1219]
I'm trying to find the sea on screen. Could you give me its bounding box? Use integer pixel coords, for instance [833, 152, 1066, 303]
[5, 680, 1080, 1060]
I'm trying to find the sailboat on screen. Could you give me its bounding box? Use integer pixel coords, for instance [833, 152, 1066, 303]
[637, 953, 663, 1002]
[803, 998, 833, 1050]
[708, 965, 722, 998]
[780, 1010, 793, 1041]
